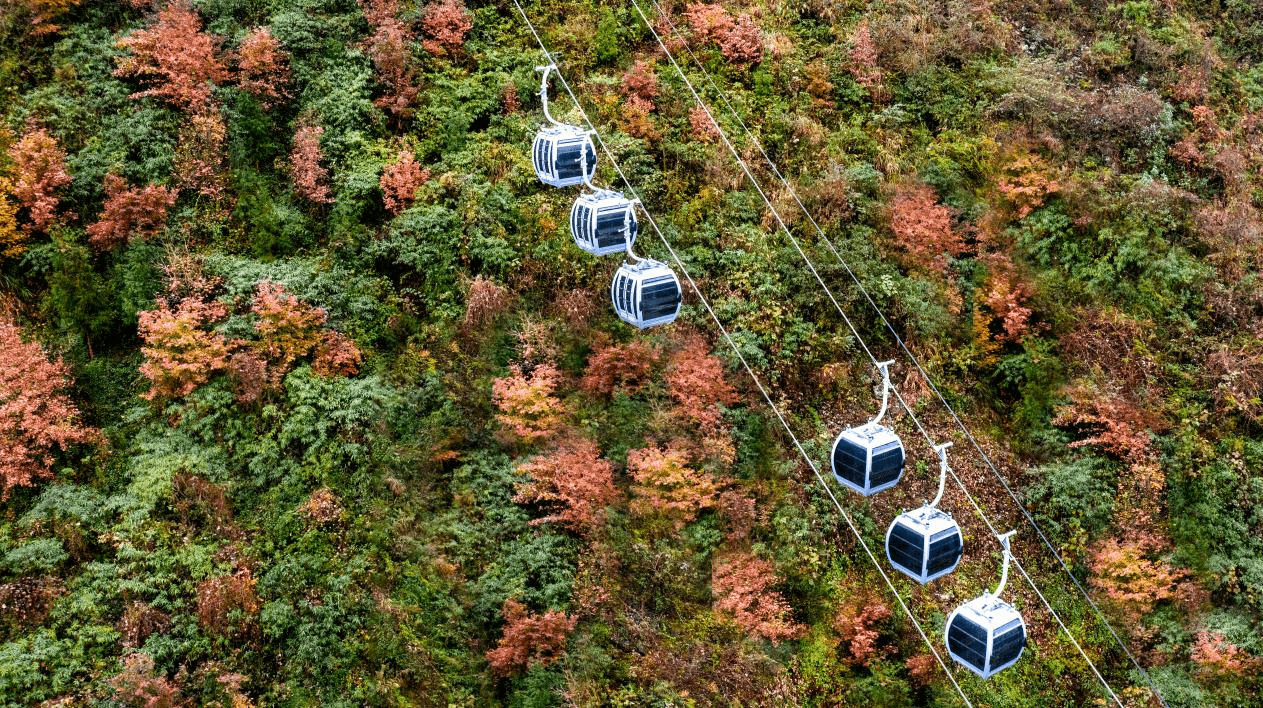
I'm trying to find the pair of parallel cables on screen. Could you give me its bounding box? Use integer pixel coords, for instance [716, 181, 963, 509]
[510, 0, 1162, 705]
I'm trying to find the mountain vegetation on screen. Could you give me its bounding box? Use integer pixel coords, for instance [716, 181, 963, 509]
[1, 0, 1261, 705]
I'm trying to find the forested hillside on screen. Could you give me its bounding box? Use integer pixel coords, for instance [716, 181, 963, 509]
[1, 0, 1261, 705]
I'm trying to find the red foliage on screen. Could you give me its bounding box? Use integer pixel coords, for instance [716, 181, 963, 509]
[7, 128, 72, 233]
[712, 551, 803, 644]
[995, 154, 1060, 220]
[86, 174, 178, 250]
[848, 21, 882, 95]
[1191, 631, 1257, 677]
[716, 489, 756, 542]
[0, 318, 101, 499]
[491, 364, 565, 445]
[977, 252, 1033, 344]
[114, 1, 229, 110]
[420, 0, 472, 56]
[501, 81, 520, 114]
[236, 27, 290, 108]
[290, 124, 334, 204]
[107, 653, 183, 708]
[689, 105, 720, 143]
[890, 182, 963, 273]
[627, 445, 717, 529]
[684, 4, 761, 66]
[312, 331, 362, 378]
[621, 61, 659, 113]
[485, 598, 576, 676]
[515, 437, 618, 536]
[361, 0, 419, 120]
[196, 566, 259, 637]
[138, 296, 231, 401]
[833, 593, 893, 666]
[380, 150, 430, 215]
[905, 654, 937, 686]
[10, 0, 81, 36]
[461, 275, 510, 337]
[580, 339, 659, 397]
[665, 335, 737, 433]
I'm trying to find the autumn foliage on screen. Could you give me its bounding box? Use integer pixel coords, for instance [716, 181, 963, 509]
[196, 567, 259, 638]
[173, 109, 228, 200]
[107, 653, 184, 708]
[87, 174, 178, 250]
[0, 178, 22, 258]
[10, 0, 82, 36]
[7, 128, 72, 233]
[628, 445, 717, 529]
[420, 0, 472, 56]
[890, 183, 963, 273]
[1088, 535, 1187, 624]
[380, 150, 430, 215]
[684, 3, 762, 65]
[360, 0, 419, 120]
[711, 551, 803, 644]
[833, 591, 893, 666]
[491, 364, 565, 445]
[252, 281, 361, 379]
[138, 296, 232, 402]
[580, 339, 659, 397]
[485, 599, 576, 676]
[514, 437, 618, 536]
[114, 1, 229, 110]
[290, 125, 334, 204]
[236, 27, 290, 108]
[0, 318, 101, 498]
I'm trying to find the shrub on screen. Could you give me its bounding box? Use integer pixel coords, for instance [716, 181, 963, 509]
[0, 178, 26, 258]
[627, 445, 717, 529]
[86, 174, 178, 250]
[514, 437, 618, 536]
[196, 567, 260, 638]
[890, 182, 963, 274]
[360, 0, 418, 120]
[0, 318, 101, 498]
[485, 599, 576, 677]
[380, 150, 430, 215]
[107, 653, 183, 708]
[173, 109, 228, 200]
[114, 1, 229, 110]
[7, 128, 71, 233]
[137, 296, 232, 402]
[420, 0, 472, 56]
[580, 340, 659, 397]
[712, 551, 803, 644]
[491, 364, 565, 446]
[290, 124, 334, 204]
[236, 27, 290, 108]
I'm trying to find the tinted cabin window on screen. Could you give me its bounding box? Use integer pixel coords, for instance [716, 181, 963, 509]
[618, 275, 633, 314]
[595, 208, 627, 249]
[991, 619, 1026, 668]
[555, 141, 583, 180]
[833, 438, 867, 488]
[947, 614, 989, 672]
[927, 530, 963, 575]
[640, 276, 680, 320]
[869, 441, 904, 487]
[534, 138, 547, 176]
[888, 521, 925, 576]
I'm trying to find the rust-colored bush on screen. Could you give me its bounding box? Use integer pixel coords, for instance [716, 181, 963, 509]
[114, 1, 229, 110]
[290, 124, 333, 204]
[491, 364, 565, 445]
[580, 339, 659, 397]
[627, 445, 717, 529]
[514, 437, 618, 536]
[380, 150, 430, 215]
[833, 591, 892, 666]
[107, 653, 184, 707]
[890, 182, 963, 274]
[7, 128, 71, 233]
[1089, 534, 1187, 625]
[485, 598, 576, 676]
[118, 601, 172, 648]
[0, 317, 102, 498]
[196, 567, 260, 638]
[299, 488, 343, 525]
[138, 296, 232, 402]
[236, 27, 290, 108]
[621, 61, 659, 112]
[420, 0, 471, 56]
[360, 0, 419, 120]
[173, 109, 228, 200]
[712, 551, 803, 644]
[87, 174, 178, 250]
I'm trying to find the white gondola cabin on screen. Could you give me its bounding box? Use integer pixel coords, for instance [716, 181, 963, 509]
[611, 258, 681, 329]
[945, 531, 1027, 679]
[831, 361, 905, 496]
[532, 64, 597, 188]
[569, 148, 638, 256]
[885, 443, 963, 584]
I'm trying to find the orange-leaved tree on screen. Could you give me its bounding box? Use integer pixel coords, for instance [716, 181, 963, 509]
[114, 1, 229, 111]
[712, 550, 803, 644]
[890, 182, 964, 274]
[380, 150, 429, 215]
[419, 0, 472, 56]
[0, 317, 101, 498]
[580, 339, 659, 397]
[251, 281, 361, 380]
[627, 445, 717, 529]
[7, 128, 72, 233]
[360, 0, 419, 120]
[290, 124, 334, 204]
[485, 599, 576, 677]
[236, 26, 290, 108]
[138, 296, 232, 402]
[86, 174, 178, 250]
[514, 437, 618, 537]
[491, 364, 565, 446]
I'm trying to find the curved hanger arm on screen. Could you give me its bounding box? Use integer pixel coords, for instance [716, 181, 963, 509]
[536, 63, 563, 127]
[929, 442, 952, 509]
[869, 360, 896, 425]
[993, 530, 1017, 598]
[623, 199, 643, 264]
[579, 133, 598, 190]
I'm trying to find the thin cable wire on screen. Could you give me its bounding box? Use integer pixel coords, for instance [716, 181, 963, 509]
[507, 2, 973, 704]
[641, 3, 1168, 705]
[630, 2, 1126, 705]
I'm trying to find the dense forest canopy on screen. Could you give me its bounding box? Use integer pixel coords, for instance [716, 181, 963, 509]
[1, 0, 1261, 705]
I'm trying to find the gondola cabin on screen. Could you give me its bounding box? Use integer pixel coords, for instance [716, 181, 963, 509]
[611, 259, 681, 329]
[571, 189, 637, 256]
[532, 126, 596, 188]
[831, 422, 905, 496]
[885, 506, 963, 584]
[945, 594, 1027, 679]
